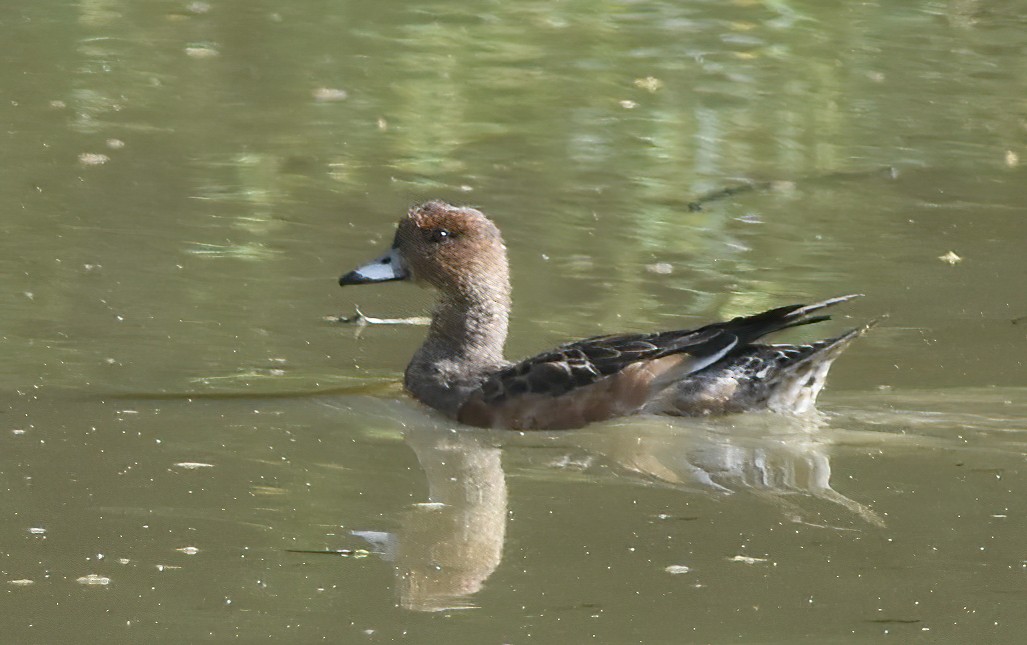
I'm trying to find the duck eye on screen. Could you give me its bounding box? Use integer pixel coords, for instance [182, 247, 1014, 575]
[429, 229, 452, 244]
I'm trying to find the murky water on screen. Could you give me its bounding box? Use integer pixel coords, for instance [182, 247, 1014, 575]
[2, 1, 1025, 642]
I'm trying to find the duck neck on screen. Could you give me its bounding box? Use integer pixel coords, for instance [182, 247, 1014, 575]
[428, 290, 510, 367]
[405, 281, 511, 415]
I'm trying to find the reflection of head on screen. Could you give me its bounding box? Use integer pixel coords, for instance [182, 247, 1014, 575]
[393, 429, 508, 612]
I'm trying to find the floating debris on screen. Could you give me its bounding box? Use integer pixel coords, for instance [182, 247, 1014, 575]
[618, 100, 638, 109]
[183, 242, 276, 260]
[728, 555, 769, 564]
[76, 574, 111, 586]
[28, 527, 46, 535]
[1005, 150, 1019, 168]
[173, 462, 214, 470]
[938, 251, 962, 265]
[185, 44, 219, 58]
[106, 138, 125, 150]
[664, 565, 691, 574]
[633, 76, 663, 92]
[176, 546, 199, 555]
[646, 262, 673, 275]
[78, 153, 110, 166]
[312, 87, 348, 102]
[8, 579, 34, 586]
[331, 305, 429, 327]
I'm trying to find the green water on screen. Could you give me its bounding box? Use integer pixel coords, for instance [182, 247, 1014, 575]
[2, 1, 1025, 642]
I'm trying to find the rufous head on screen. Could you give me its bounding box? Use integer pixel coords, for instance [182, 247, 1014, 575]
[340, 201, 510, 299]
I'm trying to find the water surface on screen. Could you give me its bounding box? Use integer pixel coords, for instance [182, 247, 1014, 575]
[2, 1, 1025, 642]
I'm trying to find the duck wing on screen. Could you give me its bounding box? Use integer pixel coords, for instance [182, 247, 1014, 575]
[476, 294, 862, 405]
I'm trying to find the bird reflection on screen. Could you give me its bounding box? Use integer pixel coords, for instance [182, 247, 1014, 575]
[361, 428, 507, 612]
[353, 413, 881, 612]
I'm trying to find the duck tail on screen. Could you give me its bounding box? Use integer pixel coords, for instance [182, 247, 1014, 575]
[729, 294, 864, 344]
[765, 318, 879, 414]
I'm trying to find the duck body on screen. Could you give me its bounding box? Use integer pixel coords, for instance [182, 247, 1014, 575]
[340, 201, 871, 430]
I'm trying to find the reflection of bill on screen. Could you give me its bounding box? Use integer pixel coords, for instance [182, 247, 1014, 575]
[353, 415, 880, 612]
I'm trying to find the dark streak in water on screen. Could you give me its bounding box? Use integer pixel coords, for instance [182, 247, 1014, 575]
[687, 166, 898, 211]
[100, 382, 399, 401]
[285, 548, 369, 557]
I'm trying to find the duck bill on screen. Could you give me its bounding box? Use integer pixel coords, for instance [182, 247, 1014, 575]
[339, 248, 409, 286]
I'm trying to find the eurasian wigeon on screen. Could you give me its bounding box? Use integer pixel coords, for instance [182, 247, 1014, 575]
[339, 201, 872, 430]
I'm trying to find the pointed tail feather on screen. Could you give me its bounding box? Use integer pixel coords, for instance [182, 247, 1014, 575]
[786, 294, 864, 320]
[729, 294, 864, 345]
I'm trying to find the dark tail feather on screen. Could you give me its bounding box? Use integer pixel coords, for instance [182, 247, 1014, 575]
[730, 294, 864, 344]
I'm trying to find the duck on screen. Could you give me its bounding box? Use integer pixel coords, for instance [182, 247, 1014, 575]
[339, 200, 872, 430]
